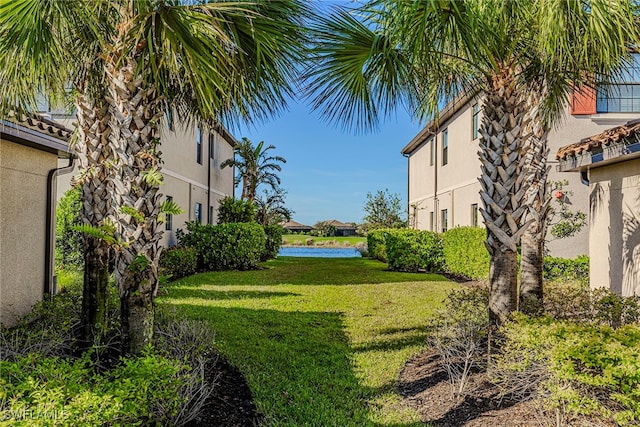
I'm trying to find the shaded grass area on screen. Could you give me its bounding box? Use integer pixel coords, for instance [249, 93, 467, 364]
[282, 234, 366, 246]
[160, 257, 458, 426]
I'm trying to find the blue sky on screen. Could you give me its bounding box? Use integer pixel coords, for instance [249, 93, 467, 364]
[237, 103, 424, 226]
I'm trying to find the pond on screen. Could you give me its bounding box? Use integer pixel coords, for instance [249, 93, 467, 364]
[278, 246, 362, 258]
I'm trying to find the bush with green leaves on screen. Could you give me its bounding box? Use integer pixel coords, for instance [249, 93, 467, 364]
[543, 255, 589, 282]
[217, 196, 256, 223]
[159, 246, 198, 281]
[442, 227, 489, 280]
[385, 229, 444, 272]
[178, 221, 266, 271]
[262, 224, 284, 261]
[0, 349, 206, 426]
[55, 187, 83, 269]
[494, 314, 640, 425]
[366, 228, 391, 262]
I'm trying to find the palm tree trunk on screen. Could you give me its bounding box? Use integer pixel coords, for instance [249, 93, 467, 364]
[520, 95, 550, 315]
[478, 66, 533, 326]
[74, 95, 113, 347]
[489, 249, 519, 325]
[105, 53, 164, 354]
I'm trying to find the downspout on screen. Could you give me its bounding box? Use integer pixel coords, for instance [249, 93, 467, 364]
[402, 152, 411, 227]
[45, 155, 75, 298]
[580, 170, 590, 186]
[207, 132, 212, 224]
[450, 189, 455, 229]
[434, 136, 439, 232]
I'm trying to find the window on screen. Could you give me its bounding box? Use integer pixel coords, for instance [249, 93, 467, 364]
[196, 127, 202, 164]
[429, 139, 434, 166]
[442, 129, 448, 166]
[429, 211, 434, 231]
[472, 103, 479, 140]
[209, 206, 214, 225]
[471, 203, 478, 227]
[597, 53, 640, 113]
[165, 196, 173, 231]
[166, 110, 174, 131]
[195, 202, 202, 224]
[441, 209, 448, 232]
[209, 133, 215, 160]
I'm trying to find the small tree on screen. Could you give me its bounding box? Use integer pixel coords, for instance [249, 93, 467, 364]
[255, 187, 293, 227]
[362, 189, 406, 230]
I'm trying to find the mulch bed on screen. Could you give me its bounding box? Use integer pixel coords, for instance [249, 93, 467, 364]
[398, 350, 614, 427]
[189, 353, 262, 427]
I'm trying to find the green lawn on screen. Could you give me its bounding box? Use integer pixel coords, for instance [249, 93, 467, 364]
[160, 257, 459, 426]
[282, 234, 366, 246]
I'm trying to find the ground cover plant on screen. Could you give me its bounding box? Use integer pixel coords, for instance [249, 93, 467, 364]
[160, 256, 458, 425]
[0, 270, 215, 426]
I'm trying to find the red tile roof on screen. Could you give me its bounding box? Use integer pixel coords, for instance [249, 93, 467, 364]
[556, 118, 640, 160]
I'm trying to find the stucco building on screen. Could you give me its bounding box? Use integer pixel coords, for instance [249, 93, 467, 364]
[47, 107, 237, 247]
[401, 54, 640, 258]
[557, 120, 640, 296]
[0, 116, 72, 326]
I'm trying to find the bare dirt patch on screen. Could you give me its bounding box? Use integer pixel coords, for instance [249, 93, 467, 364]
[399, 350, 614, 427]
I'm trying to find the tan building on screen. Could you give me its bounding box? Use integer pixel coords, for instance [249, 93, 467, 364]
[51, 110, 237, 247]
[402, 55, 640, 257]
[1, 116, 72, 326]
[557, 120, 640, 296]
[158, 117, 236, 246]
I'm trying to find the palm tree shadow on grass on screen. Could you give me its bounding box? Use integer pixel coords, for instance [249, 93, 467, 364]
[164, 301, 430, 426]
[162, 288, 300, 301]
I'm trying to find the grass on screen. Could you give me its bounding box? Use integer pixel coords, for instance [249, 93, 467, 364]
[160, 257, 459, 426]
[282, 234, 366, 246]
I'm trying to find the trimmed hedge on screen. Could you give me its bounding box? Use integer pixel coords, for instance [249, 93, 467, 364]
[443, 227, 489, 280]
[262, 225, 284, 261]
[367, 229, 391, 262]
[177, 221, 266, 271]
[543, 255, 589, 282]
[159, 246, 198, 280]
[385, 229, 444, 272]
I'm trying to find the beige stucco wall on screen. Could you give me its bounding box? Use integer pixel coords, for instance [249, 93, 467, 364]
[588, 157, 640, 296]
[545, 113, 637, 258]
[56, 119, 235, 248]
[408, 100, 484, 232]
[151, 122, 234, 246]
[406, 101, 637, 258]
[0, 139, 57, 326]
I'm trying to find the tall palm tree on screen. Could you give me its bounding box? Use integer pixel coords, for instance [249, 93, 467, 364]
[255, 187, 293, 227]
[221, 137, 287, 202]
[0, 0, 309, 353]
[306, 0, 637, 325]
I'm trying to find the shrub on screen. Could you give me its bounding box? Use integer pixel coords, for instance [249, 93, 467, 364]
[159, 246, 198, 281]
[385, 229, 444, 272]
[495, 314, 640, 425]
[0, 350, 205, 426]
[442, 227, 489, 280]
[55, 187, 83, 269]
[262, 225, 284, 261]
[367, 229, 391, 262]
[543, 255, 589, 282]
[217, 196, 256, 224]
[178, 221, 265, 271]
[428, 286, 489, 396]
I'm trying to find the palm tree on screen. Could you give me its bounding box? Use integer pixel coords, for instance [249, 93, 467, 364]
[305, 0, 637, 325]
[0, 0, 309, 353]
[255, 187, 293, 227]
[221, 137, 287, 202]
